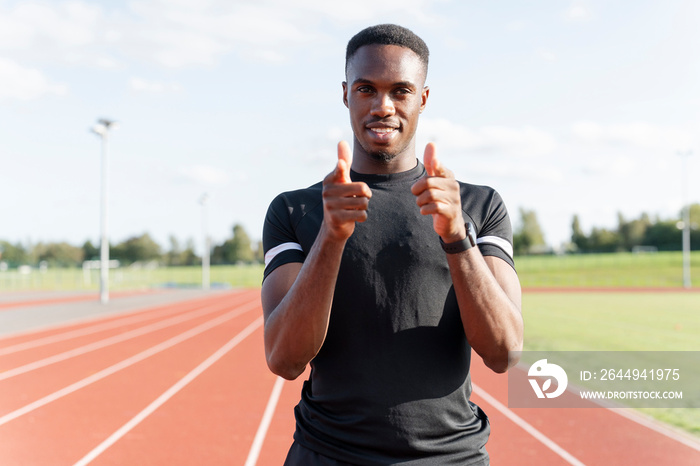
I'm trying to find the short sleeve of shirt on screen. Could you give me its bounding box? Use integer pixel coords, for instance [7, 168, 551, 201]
[460, 184, 515, 270]
[262, 194, 307, 281]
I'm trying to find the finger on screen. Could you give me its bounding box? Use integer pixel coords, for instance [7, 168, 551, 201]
[328, 209, 369, 224]
[424, 142, 452, 178]
[323, 181, 373, 199]
[413, 188, 441, 208]
[336, 140, 352, 184]
[324, 195, 370, 212]
[411, 175, 451, 196]
[423, 142, 438, 177]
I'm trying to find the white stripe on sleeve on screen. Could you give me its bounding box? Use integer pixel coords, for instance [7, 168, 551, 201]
[264, 242, 304, 267]
[476, 236, 514, 259]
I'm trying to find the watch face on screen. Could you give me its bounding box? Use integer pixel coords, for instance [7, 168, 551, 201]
[467, 222, 477, 247]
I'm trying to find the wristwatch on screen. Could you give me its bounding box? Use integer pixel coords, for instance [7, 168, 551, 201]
[439, 222, 477, 254]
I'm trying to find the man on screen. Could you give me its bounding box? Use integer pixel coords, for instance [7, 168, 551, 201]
[261, 24, 523, 465]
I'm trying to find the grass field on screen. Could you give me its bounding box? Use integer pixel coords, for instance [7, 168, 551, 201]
[522, 291, 700, 436]
[516, 251, 700, 288]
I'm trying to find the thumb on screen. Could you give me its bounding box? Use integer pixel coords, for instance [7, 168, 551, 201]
[423, 142, 442, 177]
[335, 140, 352, 184]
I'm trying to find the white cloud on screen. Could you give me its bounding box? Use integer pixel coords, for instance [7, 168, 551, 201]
[177, 165, 229, 186]
[419, 118, 558, 157]
[581, 155, 637, 176]
[326, 126, 345, 141]
[94, 56, 121, 69]
[566, 2, 592, 22]
[476, 161, 565, 183]
[0, 1, 101, 52]
[120, 1, 323, 67]
[0, 58, 67, 101]
[129, 77, 183, 93]
[537, 49, 558, 62]
[0, 0, 450, 68]
[290, 0, 445, 24]
[505, 20, 528, 32]
[572, 121, 696, 152]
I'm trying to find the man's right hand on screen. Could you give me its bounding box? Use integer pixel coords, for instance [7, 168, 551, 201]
[321, 141, 372, 241]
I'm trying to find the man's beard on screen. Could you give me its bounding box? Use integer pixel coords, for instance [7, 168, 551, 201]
[368, 149, 399, 163]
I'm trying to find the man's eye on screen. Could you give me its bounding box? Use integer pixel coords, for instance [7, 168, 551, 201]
[395, 88, 410, 95]
[357, 86, 373, 93]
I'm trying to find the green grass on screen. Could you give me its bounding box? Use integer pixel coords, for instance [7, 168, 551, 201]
[0, 264, 264, 292]
[522, 292, 700, 436]
[522, 292, 699, 352]
[516, 251, 700, 288]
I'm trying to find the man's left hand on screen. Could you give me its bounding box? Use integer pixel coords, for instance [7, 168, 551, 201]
[411, 143, 466, 243]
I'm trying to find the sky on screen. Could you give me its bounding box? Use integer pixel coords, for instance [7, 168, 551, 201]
[1, 0, 699, 253]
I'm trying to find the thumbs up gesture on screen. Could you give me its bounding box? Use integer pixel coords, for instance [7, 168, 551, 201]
[411, 143, 466, 243]
[321, 141, 372, 241]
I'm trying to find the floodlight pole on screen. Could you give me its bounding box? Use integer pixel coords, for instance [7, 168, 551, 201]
[200, 193, 211, 290]
[678, 150, 692, 289]
[92, 119, 118, 303]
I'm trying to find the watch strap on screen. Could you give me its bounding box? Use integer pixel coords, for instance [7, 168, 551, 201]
[439, 222, 477, 254]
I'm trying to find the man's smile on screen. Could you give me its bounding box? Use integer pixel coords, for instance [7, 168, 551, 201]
[366, 123, 400, 143]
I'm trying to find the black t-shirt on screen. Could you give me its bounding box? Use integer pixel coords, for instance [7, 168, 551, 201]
[263, 162, 514, 465]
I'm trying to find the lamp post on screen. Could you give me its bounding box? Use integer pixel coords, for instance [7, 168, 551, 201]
[91, 119, 118, 303]
[678, 150, 693, 289]
[200, 193, 210, 290]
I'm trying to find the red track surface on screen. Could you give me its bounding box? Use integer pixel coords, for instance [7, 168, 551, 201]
[0, 290, 698, 465]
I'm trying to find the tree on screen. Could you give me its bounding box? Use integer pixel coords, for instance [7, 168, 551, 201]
[164, 236, 200, 266]
[34, 242, 84, 267]
[687, 203, 700, 227]
[254, 240, 265, 263]
[617, 212, 651, 251]
[180, 238, 200, 266]
[587, 227, 621, 252]
[0, 241, 28, 267]
[165, 235, 182, 266]
[212, 224, 254, 264]
[513, 208, 546, 255]
[571, 215, 588, 251]
[643, 221, 681, 251]
[82, 240, 99, 261]
[230, 224, 254, 263]
[111, 233, 162, 264]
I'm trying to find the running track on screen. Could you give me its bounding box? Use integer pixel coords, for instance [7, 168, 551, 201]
[1, 290, 698, 465]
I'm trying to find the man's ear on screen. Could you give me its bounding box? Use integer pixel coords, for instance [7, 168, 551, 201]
[342, 81, 349, 108]
[420, 86, 429, 113]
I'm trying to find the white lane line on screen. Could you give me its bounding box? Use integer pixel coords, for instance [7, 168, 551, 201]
[72, 316, 263, 466]
[0, 299, 252, 381]
[0, 297, 235, 356]
[244, 376, 286, 466]
[471, 384, 586, 466]
[0, 300, 260, 427]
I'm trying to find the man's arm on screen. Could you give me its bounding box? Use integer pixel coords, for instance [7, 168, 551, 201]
[261, 141, 372, 380]
[411, 143, 523, 373]
[445, 250, 523, 373]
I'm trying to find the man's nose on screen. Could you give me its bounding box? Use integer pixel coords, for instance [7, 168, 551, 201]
[370, 93, 395, 118]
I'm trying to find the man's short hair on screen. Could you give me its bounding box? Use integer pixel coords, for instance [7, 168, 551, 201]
[345, 24, 429, 76]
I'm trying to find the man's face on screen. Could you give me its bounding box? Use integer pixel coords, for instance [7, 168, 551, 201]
[343, 44, 429, 164]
